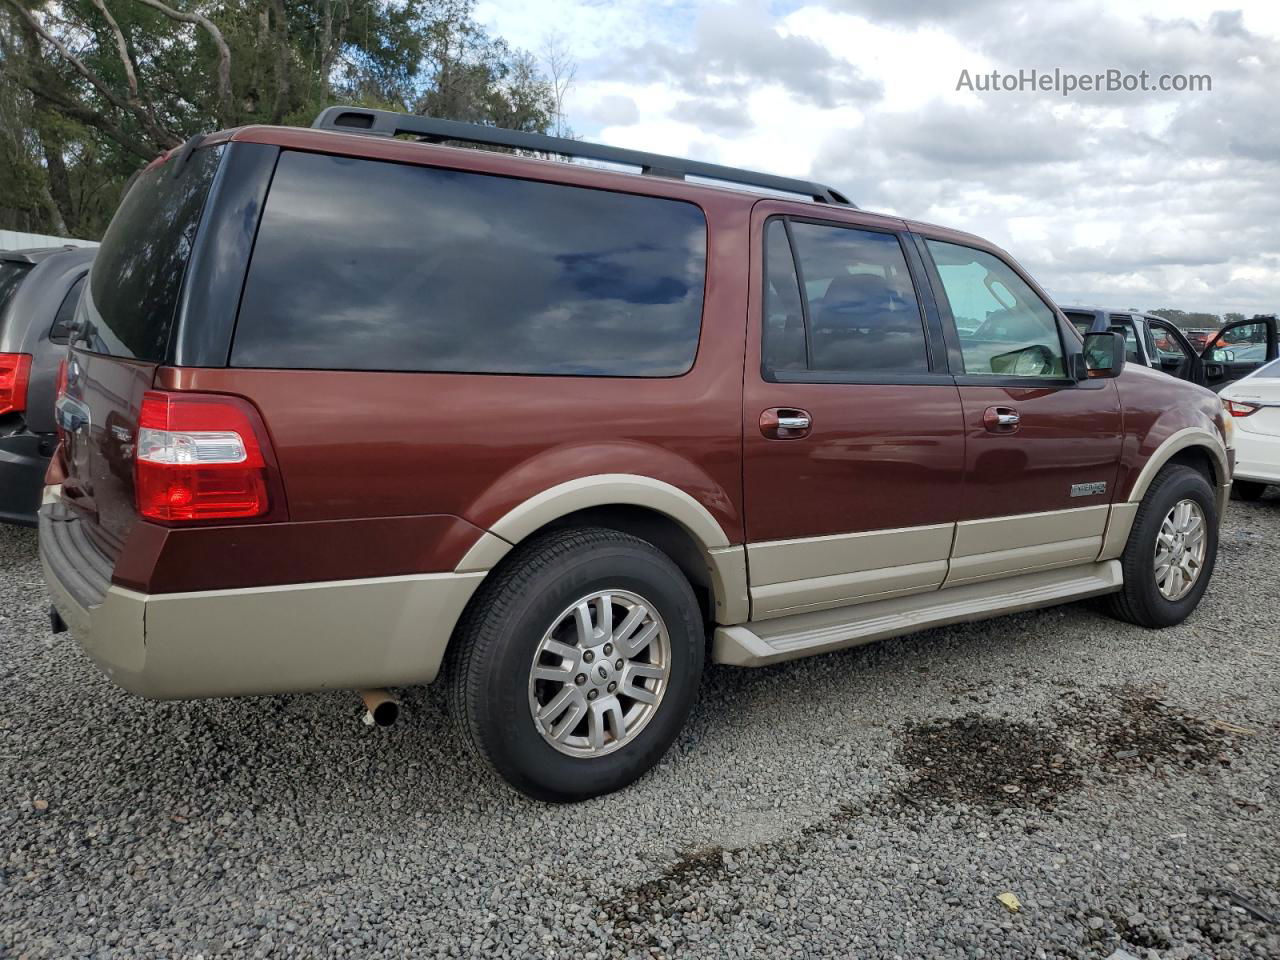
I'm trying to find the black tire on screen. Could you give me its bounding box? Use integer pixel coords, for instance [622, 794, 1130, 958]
[1107, 464, 1218, 628]
[446, 526, 704, 802]
[1231, 479, 1268, 502]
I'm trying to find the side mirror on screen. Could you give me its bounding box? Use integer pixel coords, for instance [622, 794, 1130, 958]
[1211, 348, 1234, 363]
[1081, 331, 1125, 379]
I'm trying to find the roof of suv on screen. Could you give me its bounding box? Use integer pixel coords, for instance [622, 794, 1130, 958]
[0, 246, 81, 264]
[203, 122, 998, 253]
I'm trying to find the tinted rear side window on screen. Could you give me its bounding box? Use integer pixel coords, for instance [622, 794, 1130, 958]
[50, 274, 87, 343]
[0, 262, 33, 323]
[232, 151, 708, 376]
[79, 146, 222, 360]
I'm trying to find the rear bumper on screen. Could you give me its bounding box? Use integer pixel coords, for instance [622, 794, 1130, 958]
[0, 431, 54, 526]
[39, 500, 484, 699]
[1233, 431, 1280, 485]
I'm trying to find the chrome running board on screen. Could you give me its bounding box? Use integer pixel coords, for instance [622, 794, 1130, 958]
[713, 560, 1123, 667]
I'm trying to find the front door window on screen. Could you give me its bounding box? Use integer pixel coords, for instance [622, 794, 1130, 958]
[926, 240, 1066, 379]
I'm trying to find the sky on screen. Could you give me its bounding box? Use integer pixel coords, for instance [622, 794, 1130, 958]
[473, 0, 1280, 316]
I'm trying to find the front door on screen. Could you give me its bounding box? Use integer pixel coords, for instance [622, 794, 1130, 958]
[1147, 317, 1205, 385]
[1201, 316, 1279, 391]
[741, 205, 965, 620]
[919, 236, 1123, 586]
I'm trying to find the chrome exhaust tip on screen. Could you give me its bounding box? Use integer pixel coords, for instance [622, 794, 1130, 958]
[358, 688, 400, 728]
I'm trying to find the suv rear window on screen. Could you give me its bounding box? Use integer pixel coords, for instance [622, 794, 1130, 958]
[231, 151, 708, 377]
[78, 146, 223, 360]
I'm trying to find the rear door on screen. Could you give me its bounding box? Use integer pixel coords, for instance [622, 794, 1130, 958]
[1201, 316, 1279, 391]
[920, 236, 1122, 586]
[58, 145, 225, 556]
[742, 205, 965, 619]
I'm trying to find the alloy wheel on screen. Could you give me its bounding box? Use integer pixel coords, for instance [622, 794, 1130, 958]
[527, 590, 672, 758]
[1154, 498, 1207, 601]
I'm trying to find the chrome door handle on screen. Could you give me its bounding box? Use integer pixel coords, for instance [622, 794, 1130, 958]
[760, 407, 813, 439]
[983, 405, 1021, 433]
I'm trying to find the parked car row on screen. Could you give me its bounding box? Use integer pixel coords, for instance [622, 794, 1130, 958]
[1062, 306, 1279, 392]
[5, 107, 1277, 801]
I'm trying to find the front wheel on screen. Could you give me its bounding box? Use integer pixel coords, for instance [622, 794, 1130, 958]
[1107, 464, 1219, 628]
[447, 527, 704, 802]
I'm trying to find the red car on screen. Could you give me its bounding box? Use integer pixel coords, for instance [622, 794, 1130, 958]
[41, 108, 1234, 800]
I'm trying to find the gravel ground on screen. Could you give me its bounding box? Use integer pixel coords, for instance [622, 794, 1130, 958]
[2, 496, 1279, 959]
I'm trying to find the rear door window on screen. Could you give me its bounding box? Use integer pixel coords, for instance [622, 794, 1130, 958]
[232, 151, 708, 377]
[50, 274, 87, 343]
[78, 146, 223, 360]
[762, 218, 930, 377]
[1108, 316, 1141, 363]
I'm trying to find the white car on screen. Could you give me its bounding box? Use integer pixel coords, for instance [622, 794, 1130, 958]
[1222, 357, 1280, 500]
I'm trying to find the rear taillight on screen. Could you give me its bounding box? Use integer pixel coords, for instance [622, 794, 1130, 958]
[1225, 400, 1259, 417]
[135, 390, 280, 522]
[0, 353, 32, 416]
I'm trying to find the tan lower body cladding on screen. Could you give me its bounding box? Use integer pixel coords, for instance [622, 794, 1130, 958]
[746, 503, 1133, 622]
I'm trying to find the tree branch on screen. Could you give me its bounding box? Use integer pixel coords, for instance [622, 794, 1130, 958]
[3, 0, 180, 149]
[88, 0, 138, 101]
[131, 0, 232, 124]
[3, 0, 132, 115]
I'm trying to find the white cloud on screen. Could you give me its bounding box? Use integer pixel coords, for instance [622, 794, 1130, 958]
[475, 0, 1280, 314]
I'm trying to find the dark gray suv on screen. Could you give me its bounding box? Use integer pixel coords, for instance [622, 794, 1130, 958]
[0, 246, 95, 525]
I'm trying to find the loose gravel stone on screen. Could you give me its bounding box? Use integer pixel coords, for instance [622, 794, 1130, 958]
[1, 493, 1279, 958]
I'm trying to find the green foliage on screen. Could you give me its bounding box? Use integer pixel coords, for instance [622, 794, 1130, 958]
[0, 0, 561, 239]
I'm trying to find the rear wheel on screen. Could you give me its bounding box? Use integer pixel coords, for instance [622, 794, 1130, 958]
[447, 527, 704, 801]
[1231, 479, 1268, 502]
[1107, 464, 1218, 628]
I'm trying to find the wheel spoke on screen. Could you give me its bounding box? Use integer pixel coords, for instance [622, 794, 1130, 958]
[1175, 501, 1191, 529]
[612, 602, 648, 646]
[587, 701, 608, 751]
[624, 661, 665, 682]
[573, 603, 594, 646]
[621, 669, 659, 704]
[542, 639, 579, 662]
[536, 685, 577, 726]
[618, 620, 659, 658]
[551, 701, 585, 742]
[593, 594, 613, 642]
[604, 698, 626, 742]
[532, 663, 574, 683]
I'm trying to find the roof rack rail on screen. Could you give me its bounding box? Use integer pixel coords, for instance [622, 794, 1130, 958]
[312, 106, 853, 206]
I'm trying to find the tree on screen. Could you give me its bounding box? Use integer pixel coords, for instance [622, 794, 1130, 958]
[1148, 308, 1222, 330]
[0, 0, 568, 238]
[542, 30, 575, 138]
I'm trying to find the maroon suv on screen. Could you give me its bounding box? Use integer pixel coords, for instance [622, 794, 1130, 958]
[41, 108, 1235, 801]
